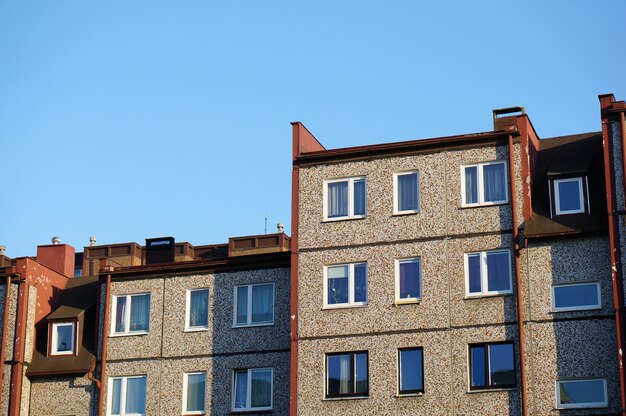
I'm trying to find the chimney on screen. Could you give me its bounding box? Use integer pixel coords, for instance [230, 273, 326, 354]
[145, 237, 175, 265]
[37, 237, 76, 277]
[493, 107, 524, 132]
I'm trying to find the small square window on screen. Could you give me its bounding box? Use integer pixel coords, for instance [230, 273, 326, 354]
[185, 288, 209, 331]
[50, 321, 76, 356]
[108, 375, 147, 416]
[556, 379, 608, 408]
[111, 293, 150, 336]
[552, 282, 601, 312]
[465, 250, 512, 296]
[183, 372, 206, 415]
[232, 368, 273, 412]
[233, 283, 274, 327]
[324, 177, 366, 220]
[553, 177, 586, 215]
[395, 258, 422, 303]
[394, 171, 420, 214]
[462, 161, 508, 207]
[324, 263, 367, 308]
[469, 342, 516, 390]
[326, 351, 368, 398]
[398, 347, 424, 395]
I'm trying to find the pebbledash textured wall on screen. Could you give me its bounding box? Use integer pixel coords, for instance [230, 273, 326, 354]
[28, 375, 97, 416]
[0, 282, 17, 416]
[103, 267, 290, 415]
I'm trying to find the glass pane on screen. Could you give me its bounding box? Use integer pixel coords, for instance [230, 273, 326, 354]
[129, 294, 150, 332]
[353, 179, 366, 216]
[483, 163, 506, 202]
[251, 284, 274, 324]
[251, 369, 272, 408]
[489, 343, 515, 386]
[189, 290, 209, 328]
[554, 284, 599, 310]
[327, 354, 350, 396]
[467, 254, 481, 293]
[398, 173, 418, 211]
[110, 378, 122, 415]
[464, 166, 478, 204]
[354, 264, 367, 303]
[399, 349, 423, 393]
[557, 180, 582, 212]
[125, 377, 147, 414]
[486, 251, 510, 292]
[470, 346, 486, 387]
[399, 260, 421, 299]
[186, 373, 206, 412]
[234, 371, 248, 409]
[56, 324, 73, 352]
[354, 353, 368, 395]
[328, 181, 348, 218]
[327, 266, 349, 305]
[236, 286, 248, 324]
[559, 380, 606, 404]
[115, 297, 127, 333]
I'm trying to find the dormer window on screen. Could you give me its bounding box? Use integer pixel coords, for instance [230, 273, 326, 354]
[50, 321, 77, 356]
[552, 177, 588, 215]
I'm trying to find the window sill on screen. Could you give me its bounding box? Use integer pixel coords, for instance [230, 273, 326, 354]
[467, 387, 517, 394]
[394, 299, 421, 306]
[322, 216, 367, 223]
[323, 396, 369, 401]
[109, 331, 149, 338]
[184, 327, 209, 333]
[230, 409, 273, 414]
[549, 306, 602, 314]
[231, 322, 275, 329]
[459, 201, 509, 209]
[392, 211, 420, 217]
[394, 392, 424, 398]
[322, 304, 368, 310]
[464, 292, 513, 300]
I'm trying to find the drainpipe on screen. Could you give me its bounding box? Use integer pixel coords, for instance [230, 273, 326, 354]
[289, 161, 300, 416]
[8, 277, 28, 416]
[0, 273, 14, 411]
[97, 274, 111, 416]
[87, 276, 103, 391]
[508, 135, 528, 416]
[622, 112, 626, 209]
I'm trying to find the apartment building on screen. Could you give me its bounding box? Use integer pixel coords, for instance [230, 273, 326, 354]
[289, 94, 626, 415]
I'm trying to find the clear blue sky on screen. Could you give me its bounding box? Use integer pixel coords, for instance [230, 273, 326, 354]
[1, 1, 625, 257]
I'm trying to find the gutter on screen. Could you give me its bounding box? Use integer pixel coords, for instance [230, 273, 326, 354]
[0, 273, 14, 411]
[8, 277, 28, 416]
[97, 274, 111, 416]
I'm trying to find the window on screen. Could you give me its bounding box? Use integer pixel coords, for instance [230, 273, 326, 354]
[469, 342, 516, 390]
[50, 321, 76, 356]
[326, 351, 368, 398]
[185, 289, 209, 331]
[324, 177, 366, 220]
[395, 258, 422, 303]
[394, 171, 419, 214]
[462, 161, 508, 206]
[183, 372, 206, 415]
[324, 263, 367, 308]
[108, 375, 147, 416]
[465, 250, 512, 296]
[232, 368, 273, 412]
[552, 282, 601, 312]
[233, 283, 274, 327]
[398, 348, 424, 395]
[556, 379, 608, 409]
[553, 177, 586, 215]
[111, 294, 150, 335]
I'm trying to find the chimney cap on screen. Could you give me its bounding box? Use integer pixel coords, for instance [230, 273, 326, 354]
[277, 223, 284, 233]
[89, 236, 97, 246]
[51, 236, 61, 245]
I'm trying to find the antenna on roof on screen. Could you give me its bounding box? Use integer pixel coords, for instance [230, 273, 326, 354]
[264, 215, 267, 234]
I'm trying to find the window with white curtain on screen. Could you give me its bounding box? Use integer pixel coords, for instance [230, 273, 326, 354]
[326, 351, 368, 398]
[108, 375, 147, 416]
[183, 372, 206, 415]
[465, 250, 512, 296]
[185, 288, 209, 331]
[111, 293, 150, 335]
[324, 263, 367, 308]
[50, 321, 76, 356]
[233, 283, 274, 327]
[393, 171, 420, 214]
[232, 368, 273, 412]
[324, 177, 366, 220]
[461, 161, 508, 207]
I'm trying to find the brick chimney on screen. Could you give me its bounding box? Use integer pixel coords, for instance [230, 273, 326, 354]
[37, 241, 75, 277]
[493, 107, 524, 132]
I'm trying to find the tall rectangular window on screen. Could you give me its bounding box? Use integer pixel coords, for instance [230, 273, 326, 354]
[50, 321, 76, 356]
[183, 372, 206, 415]
[185, 288, 209, 331]
[324, 263, 367, 308]
[111, 294, 150, 335]
[233, 283, 274, 327]
[465, 250, 512, 296]
[556, 379, 608, 409]
[395, 258, 421, 303]
[394, 171, 420, 214]
[326, 351, 368, 398]
[108, 375, 147, 416]
[553, 177, 586, 215]
[232, 368, 273, 412]
[398, 348, 424, 395]
[469, 342, 516, 390]
[462, 161, 508, 206]
[552, 282, 601, 312]
[324, 177, 366, 220]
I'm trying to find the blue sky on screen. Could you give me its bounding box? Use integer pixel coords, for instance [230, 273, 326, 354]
[1, 1, 625, 257]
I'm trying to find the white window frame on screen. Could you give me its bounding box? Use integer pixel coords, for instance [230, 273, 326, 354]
[394, 257, 422, 304]
[231, 368, 273, 412]
[182, 371, 206, 415]
[464, 249, 513, 297]
[110, 293, 151, 336]
[232, 283, 275, 327]
[107, 375, 147, 416]
[555, 379, 608, 409]
[185, 288, 210, 332]
[554, 177, 585, 215]
[323, 176, 366, 221]
[50, 321, 76, 356]
[551, 282, 601, 312]
[323, 262, 368, 308]
[461, 160, 509, 207]
[393, 171, 420, 215]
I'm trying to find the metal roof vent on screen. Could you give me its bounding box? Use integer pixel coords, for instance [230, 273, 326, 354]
[51, 236, 61, 245]
[145, 237, 175, 265]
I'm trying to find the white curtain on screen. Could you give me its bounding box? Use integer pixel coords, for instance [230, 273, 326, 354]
[234, 371, 248, 408]
[125, 377, 146, 414]
[328, 181, 348, 217]
[115, 297, 126, 333]
[110, 378, 122, 415]
[252, 285, 273, 324]
[186, 373, 206, 412]
[130, 294, 150, 332]
[251, 369, 272, 407]
[189, 290, 208, 327]
[465, 166, 478, 204]
[483, 164, 505, 202]
[339, 355, 350, 394]
[398, 173, 418, 211]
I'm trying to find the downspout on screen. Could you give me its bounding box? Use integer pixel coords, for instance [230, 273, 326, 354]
[0, 274, 14, 411]
[8, 277, 28, 416]
[508, 135, 528, 416]
[622, 111, 626, 208]
[87, 276, 102, 391]
[289, 160, 299, 416]
[96, 274, 111, 416]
